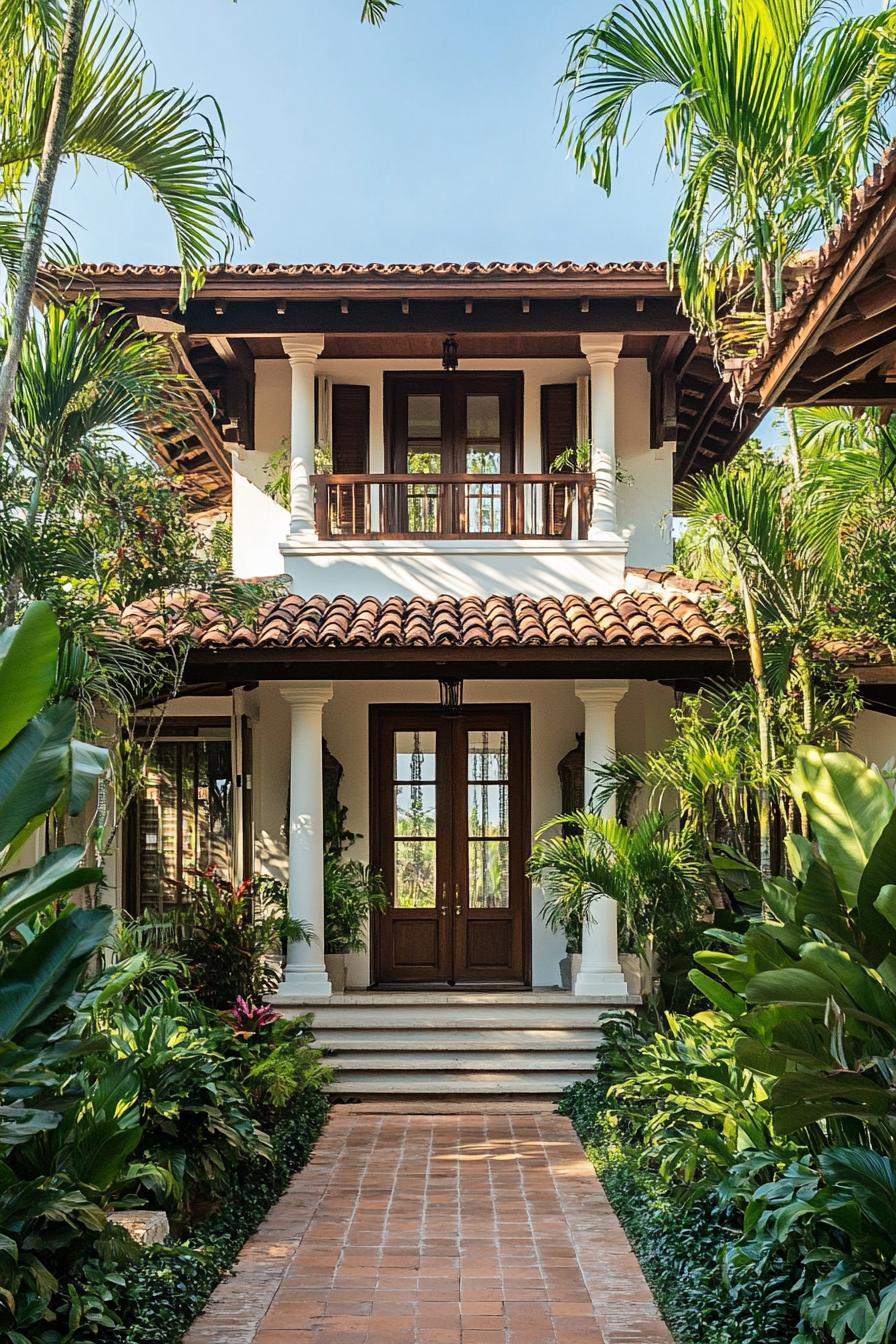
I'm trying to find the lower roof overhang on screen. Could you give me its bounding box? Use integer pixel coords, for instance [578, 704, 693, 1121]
[172, 641, 750, 690]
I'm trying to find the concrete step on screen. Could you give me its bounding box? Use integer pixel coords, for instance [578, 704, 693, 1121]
[295, 1005, 615, 1030]
[280, 990, 628, 1097]
[327, 1070, 590, 1095]
[314, 1028, 604, 1052]
[324, 1050, 596, 1072]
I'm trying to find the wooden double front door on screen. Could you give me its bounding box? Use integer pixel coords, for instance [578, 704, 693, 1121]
[371, 705, 530, 986]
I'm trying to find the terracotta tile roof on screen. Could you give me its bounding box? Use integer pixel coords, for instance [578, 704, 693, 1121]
[729, 143, 896, 399]
[119, 590, 732, 652]
[66, 260, 668, 281]
[625, 566, 719, 595]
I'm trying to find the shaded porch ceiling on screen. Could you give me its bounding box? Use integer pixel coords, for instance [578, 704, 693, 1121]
[55, 260, 763, 507]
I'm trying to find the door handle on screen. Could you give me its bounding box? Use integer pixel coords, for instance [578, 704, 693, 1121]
[455, 886, 462, 918]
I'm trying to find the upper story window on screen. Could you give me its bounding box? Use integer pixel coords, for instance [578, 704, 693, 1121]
[314, 371, 593, 541]
[387, 373, 521, 476]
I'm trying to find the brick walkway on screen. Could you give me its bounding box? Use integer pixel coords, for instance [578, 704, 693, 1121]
[184, 1107, 672, 1344]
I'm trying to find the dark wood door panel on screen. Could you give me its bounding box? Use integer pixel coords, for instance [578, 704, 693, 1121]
[371, 704, 530, 987]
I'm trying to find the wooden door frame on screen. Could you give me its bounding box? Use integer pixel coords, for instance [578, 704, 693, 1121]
[368, 702, 532, 988]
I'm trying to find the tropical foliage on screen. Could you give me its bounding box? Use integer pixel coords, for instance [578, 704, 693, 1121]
[0, 604, 329, 1341]
[567, 747, 896, 1344]
[559, 0, 896, 337]
[529, 809, 705, 971]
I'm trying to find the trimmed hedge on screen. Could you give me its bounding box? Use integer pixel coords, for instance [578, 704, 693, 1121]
[558, 1080, 797, 1344]
[98, 1089, 329, 1344]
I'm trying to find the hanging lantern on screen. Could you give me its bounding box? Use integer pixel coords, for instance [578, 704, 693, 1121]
[441, 334, 459, 372]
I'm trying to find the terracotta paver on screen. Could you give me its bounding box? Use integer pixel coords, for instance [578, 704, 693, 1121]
[183, 1108, 672, 1344]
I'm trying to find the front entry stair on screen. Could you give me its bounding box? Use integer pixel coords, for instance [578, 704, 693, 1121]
[277, 991, 633, 1095]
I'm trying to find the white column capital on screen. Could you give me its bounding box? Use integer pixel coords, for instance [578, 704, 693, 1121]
[580, 333, 624, 366]
[281, 334, 325, 366]
[280, 681, 334, 710]
[574, 679, 629, 710]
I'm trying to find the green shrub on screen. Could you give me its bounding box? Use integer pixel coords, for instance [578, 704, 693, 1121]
[98, 1090, 329, 1344]
[560, 1079, 797, 1344]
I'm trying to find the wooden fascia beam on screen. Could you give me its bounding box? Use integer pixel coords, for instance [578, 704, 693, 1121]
[757, 193, 896, 406]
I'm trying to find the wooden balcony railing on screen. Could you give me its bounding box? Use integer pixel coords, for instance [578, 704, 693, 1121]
[311, 473, 594, 540]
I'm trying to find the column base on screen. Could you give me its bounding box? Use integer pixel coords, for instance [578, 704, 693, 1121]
[275, 966, 332, 999]
[574, 967, 631, 997]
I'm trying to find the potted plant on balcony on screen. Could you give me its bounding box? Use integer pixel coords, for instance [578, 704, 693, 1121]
[324, 856, 387, 993]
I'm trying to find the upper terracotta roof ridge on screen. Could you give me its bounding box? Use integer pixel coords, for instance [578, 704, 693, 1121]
[60, 258, 668, 279]
[728, 141, 896, 397]
[626, 566, 720, 595]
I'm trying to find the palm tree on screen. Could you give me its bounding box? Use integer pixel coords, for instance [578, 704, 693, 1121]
[558, 0, 896, 474]
[0, 0, 252, 452]
[676, 450, 856, 867]
[529, 809, 705, 981]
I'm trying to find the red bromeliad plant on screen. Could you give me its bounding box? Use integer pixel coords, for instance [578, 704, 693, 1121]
[171, 868, 312, 1010]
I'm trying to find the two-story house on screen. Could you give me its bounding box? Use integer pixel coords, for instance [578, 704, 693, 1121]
[73, 257, 894, 1093]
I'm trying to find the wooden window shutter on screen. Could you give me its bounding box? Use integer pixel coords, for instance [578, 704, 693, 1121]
[331, 384, 370, 533]
[332, 384, 370, 472]
[541, 384, 578, 537]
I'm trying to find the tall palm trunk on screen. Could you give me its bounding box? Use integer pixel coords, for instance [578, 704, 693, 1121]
[736, 561, 774, 878]
[0, 0, 86, 454]
[760, 260, 802, 480]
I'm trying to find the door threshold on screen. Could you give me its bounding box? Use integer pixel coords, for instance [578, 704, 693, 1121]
[370, 982, 530, 993]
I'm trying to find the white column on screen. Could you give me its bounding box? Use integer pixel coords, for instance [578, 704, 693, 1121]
[581, 334, 623, 538]
[277, 681, 333, 998]
[574, 679, 630, 996]
[281, 336, 325, 537]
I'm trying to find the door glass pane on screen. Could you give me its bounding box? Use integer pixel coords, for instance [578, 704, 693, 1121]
[396, 782, 436, 837]
[394, 839, 437, 908]
[468, 782, 507, 838]
[468, 729, 509, 781]
[395, 731, 436, 780]
[408, 394, 441, 440]
[407, 450, 442, 474]
[466, 395, 500, 441]
[468, 839, 509, 909]
[467, 730, 510, 908]
[393, 730, 437, 908]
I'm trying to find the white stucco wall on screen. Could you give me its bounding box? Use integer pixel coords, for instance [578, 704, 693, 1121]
[851, 708, 896, 769]
[615, 359, 674, 569]
[231, 354, 670, 592]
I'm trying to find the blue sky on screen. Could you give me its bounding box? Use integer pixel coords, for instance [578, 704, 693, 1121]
[65, 0, 681, 267]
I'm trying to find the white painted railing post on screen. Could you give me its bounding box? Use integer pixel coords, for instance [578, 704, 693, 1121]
[277, 681, 333, 998]
[574, 679, 630, 996]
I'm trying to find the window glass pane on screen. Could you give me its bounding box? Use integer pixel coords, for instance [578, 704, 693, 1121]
[468, 782, 508, 838]
[408, 450, 441, 474]
[466, 449, 501, 475]
[468, 729, 509, 781]
[395, 731, 436, 780]
[394, 839, 437, 908]
[468, 839, 509, 909]
[134, 738, 233, 915]
[408, 394, 441, 440]
[202, 741, 233, 873]
[395, 782, 436, 837]
[466, 394, 500, 440]
[181, 744, 198, 881]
